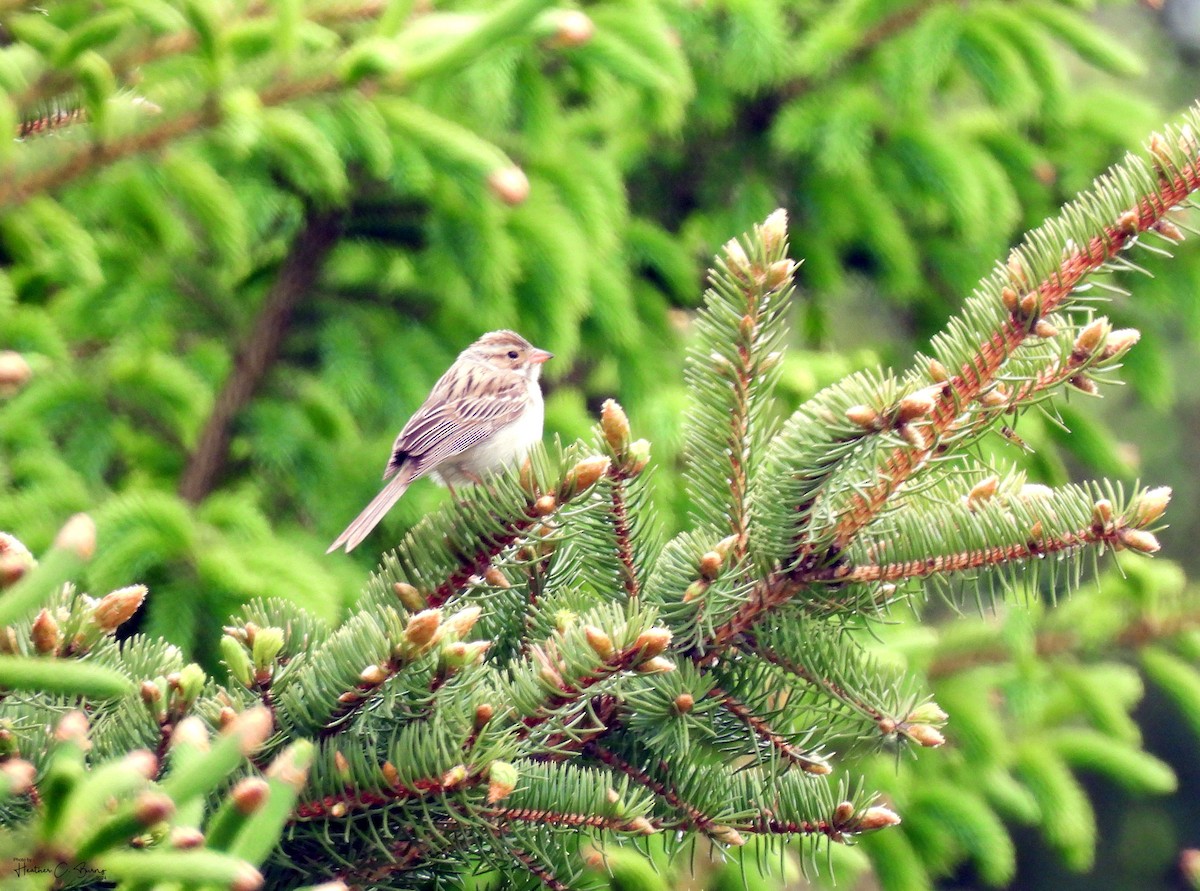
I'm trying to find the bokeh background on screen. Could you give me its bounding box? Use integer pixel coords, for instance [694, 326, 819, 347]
[3, 0, 1200, 888]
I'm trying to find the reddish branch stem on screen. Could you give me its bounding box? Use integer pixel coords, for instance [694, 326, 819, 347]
[712, 686, 829, 773]
[607, 472, 640, 598]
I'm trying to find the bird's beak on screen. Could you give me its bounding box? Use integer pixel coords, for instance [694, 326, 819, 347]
[529, 348, 554, 365]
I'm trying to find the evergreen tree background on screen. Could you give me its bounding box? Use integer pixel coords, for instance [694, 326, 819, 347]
[2, 0, 1200, 888]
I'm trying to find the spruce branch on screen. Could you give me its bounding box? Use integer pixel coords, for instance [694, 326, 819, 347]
[824, 126, 1200, 552]
[179, 206, 343, 504]
[708, 115, 1200, 651]
[710, 686, 831, 774]
[11, 0, 391, 112]
[586, 742, 719, 834]
[682, 210, 794, 553]
[0, 0, 550, 209]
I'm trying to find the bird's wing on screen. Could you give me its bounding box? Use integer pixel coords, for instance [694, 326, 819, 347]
[383, 363, 528, 480]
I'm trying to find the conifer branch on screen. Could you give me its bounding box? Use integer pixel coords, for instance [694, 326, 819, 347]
[746, 635, 888, 726]
[293, 769, 487, 821]
[586, 743, 717, 832]
[503, 841, 573, 891]
[179, 206, 343, 503]
[15, 104, 90, 139]
[486, 806, 651, 834]
[826, 138, 1200, 551]
[421, 457, 609, 609]
[607, 472, 641, 599]
[12, 0, 390, 111]
[711, 686, 831, 774]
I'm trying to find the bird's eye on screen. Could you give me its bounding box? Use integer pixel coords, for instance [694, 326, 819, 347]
[507, 350, 519, 360]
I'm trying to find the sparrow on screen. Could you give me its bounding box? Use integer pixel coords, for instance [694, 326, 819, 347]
[328, 330, 552, 553]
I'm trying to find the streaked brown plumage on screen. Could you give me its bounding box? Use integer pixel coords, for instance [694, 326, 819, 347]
[328, 330, 552, 554]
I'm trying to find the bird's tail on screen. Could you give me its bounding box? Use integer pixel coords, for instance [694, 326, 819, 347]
[327, 473, 412, 554]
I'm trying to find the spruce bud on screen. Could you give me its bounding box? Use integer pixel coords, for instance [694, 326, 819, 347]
[1119, 528, 1161, 554]
[134, 791, 175, 827]
[221, 635, 254, 687]
[1068, 374, 1099, 394]
[1, 759, 34, 796]
[845, 405, 880, 430]
[1006, 253, 1028, 288]
[543, 9, 594, 47]
[1154, 218, 1183, 241]
[404, 609, 443, 650]
[1132, 486, 1172, 527]
[856, 806, 901, 831]
[487, 760, 518, 803]
[627, 816, 657, 835]
[0, 533, 34, 588]
[443, 606, 483, 639]
[896, 390, 936, 424]
[231, 777, 270, 815]
[928, 358, 949, 383]
[584, 625, 614, 660]
[487, 166, 529, 206]
[92, 584, 147, 633]
[1092, 498, 1114, 529]
[140, 680, 163, 710]
[563, 456, 610, 494]
[0, 351, 31, 395]
[1072, 318, 1110, 357]
[31, 609, 60, 655]
[532, 494, 557, 516]
[712, 534, 739, 561]
[224, 706, 273, 756]
[626, 439, 651, 474]
[1001, 286, 1020, 312]
[708, 825, 746, 847]
[635, 656, 674, 674]
[673, 693, 694, 714]
[906, 702, 949, 724]
[251, 626, 284, 669]
[600, 399, 630, 451]
[54, 513, 95, 560]
[1034, 319, 1058, 338]
[966, 475, 999, 511]
[699, 551, 721, 580]
[632, 627, 672, 659]
[1019, 291, 1040, 317]
[55, 710, 90, 748]
[1116, 209, 1139, 235]
[723, 238, 750, 276]
[382, 760, 400, 787]
[905, 723, 945, 747]
[980, 385, 1008, 408]
[176, 663, 206, 704]
[483, 566, 511, 588]
[760, 208, 788, 255]
[171, 716, 210, 752]
[474, 704, 495, 727]
[1101, 328, 1140, 360]
[169, 827, 205, 849]
[393, 582, 426, 611]
[833, 801, 857, 827]
[360, 664, 388, 686]
[763, 259, 795, 291]
[231, 866, 264, 891]
[440, 764, 469, 789]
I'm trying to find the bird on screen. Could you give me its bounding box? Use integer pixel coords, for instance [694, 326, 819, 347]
[327, 330, 553, 554]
